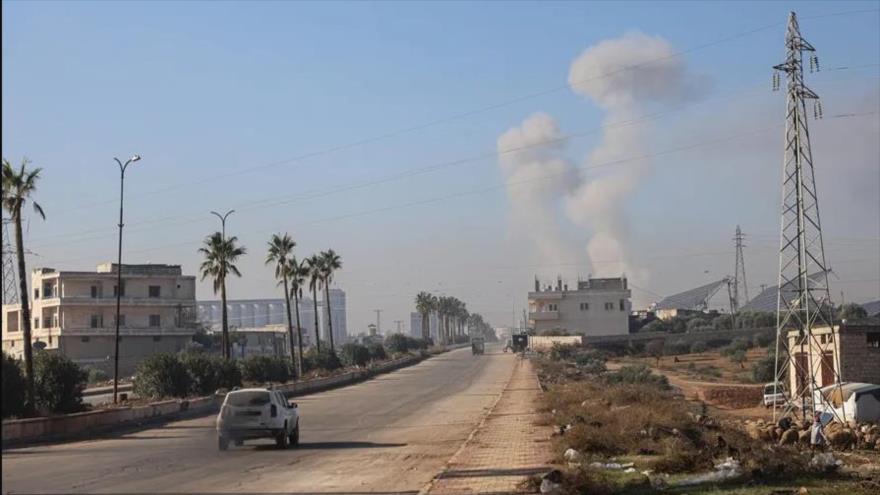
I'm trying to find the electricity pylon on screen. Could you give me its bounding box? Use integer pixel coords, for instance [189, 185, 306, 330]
[731, 225, 748, 312]
[770, 12, 843, 422]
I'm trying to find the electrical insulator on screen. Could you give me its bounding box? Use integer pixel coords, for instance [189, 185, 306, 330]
[814, 55, 820, 72]
[816, 100, 823, 119]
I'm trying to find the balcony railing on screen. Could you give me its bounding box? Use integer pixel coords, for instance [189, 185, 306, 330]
[38, 296, 195, 306]
[529, 311, 559, 321]
[34, 325, 195, 336]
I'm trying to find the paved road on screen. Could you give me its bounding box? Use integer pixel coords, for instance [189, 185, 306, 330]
[2, 347, 515, 494]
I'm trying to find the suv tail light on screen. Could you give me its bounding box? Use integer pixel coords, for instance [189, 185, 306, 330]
[270, 404, 277, 418]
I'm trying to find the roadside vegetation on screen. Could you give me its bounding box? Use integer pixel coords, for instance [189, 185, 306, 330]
[533, 343, 880, 494]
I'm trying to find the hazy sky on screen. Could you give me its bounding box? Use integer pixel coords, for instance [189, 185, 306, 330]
[3, 1, 879, 334]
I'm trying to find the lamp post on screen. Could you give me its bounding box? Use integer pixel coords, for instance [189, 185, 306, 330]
[210, 210, 234, 358]
[113, 154, 141, 405]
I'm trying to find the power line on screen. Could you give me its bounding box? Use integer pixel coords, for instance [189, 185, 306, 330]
[48, 9, 878, 215]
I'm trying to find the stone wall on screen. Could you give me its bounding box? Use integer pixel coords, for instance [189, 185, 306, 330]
[839, 331, 880, 384]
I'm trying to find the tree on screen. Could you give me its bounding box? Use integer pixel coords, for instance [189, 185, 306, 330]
[305, 255, 324, 350]
[2, 158, 45, 415]
[415, 292, 435, 341]
[287, 257, 308, 377]
[198, 232, 247, 360]
[837, 303, 868, 321]
[2, 352, 26, 418]
[645, 339, 665, 365]
[33, 352, 88, 414]
[730, 349, 748, 369]
[319, 249, 342, 351]
[266, 233, 298, 373]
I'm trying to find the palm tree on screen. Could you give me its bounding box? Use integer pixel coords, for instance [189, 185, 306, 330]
[266, 233, 297, 372]
[415, 292, 435, 341]
[319, 249, 342, 351]
[437, 296, 454, 345]
[2, 158, 45, 415]
[287, 257, 307, 376]
[305, 255, 324, 351]
[198, 232, 246, 360]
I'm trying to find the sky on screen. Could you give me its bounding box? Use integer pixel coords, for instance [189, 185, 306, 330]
[3, 0, 879, 334]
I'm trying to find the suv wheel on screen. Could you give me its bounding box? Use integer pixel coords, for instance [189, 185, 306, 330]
[218, 436, 229, 451]
[276, 427, 288, 449]
[289, 422, 300, 447]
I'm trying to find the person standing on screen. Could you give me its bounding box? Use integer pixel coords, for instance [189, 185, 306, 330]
[810, 412, 826, 452]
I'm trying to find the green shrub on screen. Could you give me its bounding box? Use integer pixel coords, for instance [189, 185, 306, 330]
[603, 364, 669, 389]
[573, 350, 606, 374]
[751, 355, 776, 383]
[214, 358, 243, 390]
[689, 341, 707, 354]
[339, 343, 371, 367]
[2, 352, 26, 418]
[85, 366, 109, 384]
[133, 353, 191, 399]
[180, 353, 241, 395]
[240, 355, 291, 383]
[664, 340, 690, 355]
[549, 343, 579, 361]
[33, 352, 88, 414]
[721, 337, 752, 357]
[366, 342, 386, 361]
[384, 334, 412, 354]
[751, 332, 774, 348]
[304, 347, 343, 372]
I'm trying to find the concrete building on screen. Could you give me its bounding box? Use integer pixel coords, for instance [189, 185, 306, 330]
[1, 263, 196, 375]
[528, 277, 631, 337]
[787, 318, 880, 397]
[196, 288, 346, 347]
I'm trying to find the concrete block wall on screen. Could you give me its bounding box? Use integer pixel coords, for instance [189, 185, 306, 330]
[839, 332, 880, 384]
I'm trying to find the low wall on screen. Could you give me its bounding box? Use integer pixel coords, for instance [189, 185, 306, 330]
[2, 349, 450, 447]
[528, 335, 585, 351]
[583, 327, 774, 352]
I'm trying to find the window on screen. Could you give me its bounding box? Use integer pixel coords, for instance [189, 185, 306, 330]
[604, 302, 614, 310]
[116, 314, 126, 327]
[580, 302, 590, 311]
[91, 285, 99, 298]
[619, 299, 626, 311]
[90, 314, 103, 328]
[113, 282, 125, 297]
[43, 285, 53, 298]
[10, 340, 15, 348]
[547, 303, 558, 311]
[149, 314, 161, 328]
[81, 336, 90, 343]
[48, 336, 53, 345]
[867, 332, 880, 349]
[152, 336, 162, 342]
[149, 285, 161, 298]
[34, 318, 40, 329]
[34, 288, 39, 300]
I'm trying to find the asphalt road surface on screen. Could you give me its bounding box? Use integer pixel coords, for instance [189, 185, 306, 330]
[2, 346, 515, 494]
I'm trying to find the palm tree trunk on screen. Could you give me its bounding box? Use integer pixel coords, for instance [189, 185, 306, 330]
[282, 275, 296, 375]
[421, 312, 428, 341]
[14, 212, 36, 415]
[312, 286, 321, 351]
[221, 278, 229, 360]
[293, 291, 303, 377]
[324, 283, 334, 351]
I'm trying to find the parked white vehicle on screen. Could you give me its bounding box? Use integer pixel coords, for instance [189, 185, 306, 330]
[216, 388, 299, 450]
[763, 382, 788, 408]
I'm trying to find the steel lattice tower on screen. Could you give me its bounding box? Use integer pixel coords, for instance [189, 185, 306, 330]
[770, 12, 842, 422]
[2, 221, 19, 305]
[732, 225, 748, 313]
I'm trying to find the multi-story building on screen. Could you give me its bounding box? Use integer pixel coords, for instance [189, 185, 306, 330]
[196, 288, 346, 348]
[1, 263, 196, 375]
[528, 277, 631, 337]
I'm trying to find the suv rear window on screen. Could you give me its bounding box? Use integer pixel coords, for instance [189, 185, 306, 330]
[226, 391, 271, 407]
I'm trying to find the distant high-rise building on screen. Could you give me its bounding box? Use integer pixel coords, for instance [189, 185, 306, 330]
[409, 311, 439, 340]
[321, 288, 347, 346]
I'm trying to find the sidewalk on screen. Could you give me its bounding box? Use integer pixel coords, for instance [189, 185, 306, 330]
[423, 357, 553, 494]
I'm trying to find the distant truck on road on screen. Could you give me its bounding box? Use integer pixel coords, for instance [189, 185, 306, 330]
[471, 337, 485, 355]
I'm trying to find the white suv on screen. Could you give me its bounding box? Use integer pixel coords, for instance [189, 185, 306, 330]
[216, 388, 300, 450]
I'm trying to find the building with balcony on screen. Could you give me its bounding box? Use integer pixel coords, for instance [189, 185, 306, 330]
[1, 263, 197, 375]
[528, 276, 631, 337]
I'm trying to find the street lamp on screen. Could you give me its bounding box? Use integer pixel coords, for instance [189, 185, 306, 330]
[113, 154, 141, 405]
[210, 210, 235, 240]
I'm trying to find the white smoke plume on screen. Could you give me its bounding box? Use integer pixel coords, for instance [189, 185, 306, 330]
[497, 112, 584, 268]
[498, 32, 706, 280]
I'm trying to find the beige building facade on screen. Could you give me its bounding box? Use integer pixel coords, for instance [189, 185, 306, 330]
[2, 263, 196, 375]
[787, 318, 880, 397]
[528, 277, 631, 337]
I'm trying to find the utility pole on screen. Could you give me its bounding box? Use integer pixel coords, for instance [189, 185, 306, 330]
[374, 309, 383, 336]
[770, 12, 842, 422]
[2, 221, 19, 305]
[394, 320, 403, 334]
